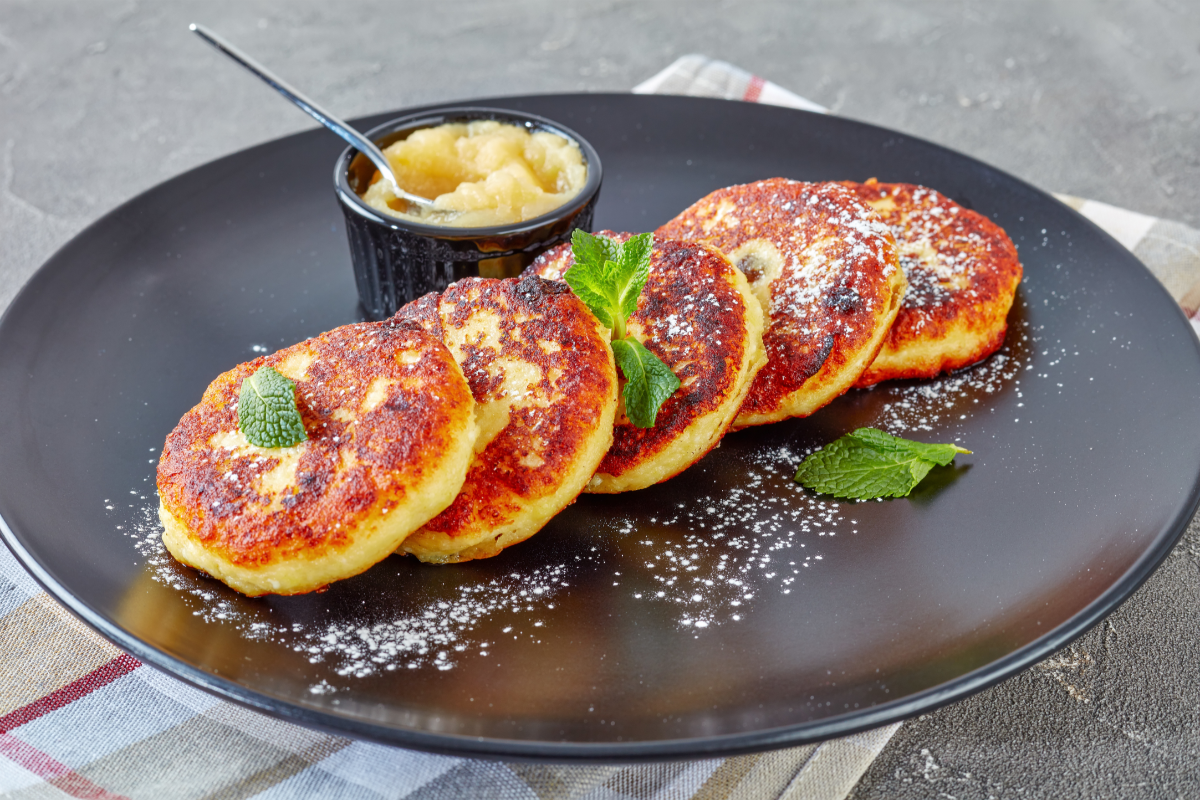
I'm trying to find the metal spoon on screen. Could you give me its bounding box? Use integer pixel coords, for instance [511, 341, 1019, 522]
[189, 23, 436, 211]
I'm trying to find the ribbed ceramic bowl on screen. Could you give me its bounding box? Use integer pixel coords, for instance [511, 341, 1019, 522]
[334, 107, 603, 319]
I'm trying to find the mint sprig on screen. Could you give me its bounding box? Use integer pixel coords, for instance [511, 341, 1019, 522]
[611, 338, 678, 428]
[565, 230, 680, 428]
[238, 366, 307, 448]
[794, 428, 970, 500]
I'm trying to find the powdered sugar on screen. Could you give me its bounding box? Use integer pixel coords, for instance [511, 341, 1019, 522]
[607, 316, 1033, 632]
[610, 445, 842, 632]
[287, 565, 570, 677]
[868, 318, 1031, 434]
[118, 500, 571, 679]
[115, 314, 1034, 683]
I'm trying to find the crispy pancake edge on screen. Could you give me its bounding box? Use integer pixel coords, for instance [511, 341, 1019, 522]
[591, 247, 765, 492]
[396, 276, 618, 562]
[844, 180, 1023, 386]
[657, 179, 905, 427]
[734, 264, 905, 427]
[156, 321, 477, 595]
[526, 235, 767, 493]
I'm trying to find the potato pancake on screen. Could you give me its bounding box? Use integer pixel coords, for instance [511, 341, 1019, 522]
[157, 321, 477, 596]
[527, 233, 766, 492]
[841, 179, 1023, 386]
[395, 275, 617, 562]
[657, 179, 905, 427]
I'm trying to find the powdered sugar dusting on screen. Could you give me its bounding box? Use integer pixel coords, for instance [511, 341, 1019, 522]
[119, 500, 570, 679]
[114, 313, 1035, 681]
[610, 444, 841, 632]
[604, 317, 1033, 632]
[287, 564, 570, 677]
[868, 318, 1031, 434]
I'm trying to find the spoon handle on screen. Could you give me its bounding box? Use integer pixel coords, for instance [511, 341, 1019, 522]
[189, 23, 430, 207]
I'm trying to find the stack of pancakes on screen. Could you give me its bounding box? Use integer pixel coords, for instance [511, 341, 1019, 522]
[159, 276, 621, 592]
[157, 177, 1020, 594]
[657, 177, 1021, 421]
[393, 276, 619, 563]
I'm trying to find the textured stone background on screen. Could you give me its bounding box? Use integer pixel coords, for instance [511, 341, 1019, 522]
[1, 1, 1197, 796]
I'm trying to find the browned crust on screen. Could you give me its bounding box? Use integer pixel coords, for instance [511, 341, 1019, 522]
[527, 233, 755, 482]
[395, 275, 616, 552]
[657, 179, 902, 423]
[156, 321, 474, 567]
[842, 179, 1023, 386]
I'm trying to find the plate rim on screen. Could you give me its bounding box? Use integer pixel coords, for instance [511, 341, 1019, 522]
[2, 92, 1199, 762]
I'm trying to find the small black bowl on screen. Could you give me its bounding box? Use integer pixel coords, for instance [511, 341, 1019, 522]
[334, 107, 603, 320]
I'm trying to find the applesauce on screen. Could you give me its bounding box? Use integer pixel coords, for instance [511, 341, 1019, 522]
[360, 120, 587, 228]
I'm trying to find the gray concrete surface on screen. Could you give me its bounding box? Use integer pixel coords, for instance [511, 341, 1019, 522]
[850, 517, 1200, 800]
[1, 1, 1197, 796]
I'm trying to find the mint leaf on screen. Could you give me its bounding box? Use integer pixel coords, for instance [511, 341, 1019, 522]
[565, 230, 680, 427]
[563, 259, 618, 331]
[794, 428, 969, 500]
[846, 428, 969, 467]
[615, 232, 653, 323]
[612, 337, 680, 428]
[564, 229, 621, 329]
[570, 227, 621, 273]
[238, 366, 307, 448]
[566, 230, 653, 340]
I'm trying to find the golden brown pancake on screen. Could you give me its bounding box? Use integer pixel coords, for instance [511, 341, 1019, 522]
[157, 321, 477, 596]
[840, 179, 1023, 386]
[395, 275, 617, 562]
[657, 179, 905, 427]
[527, 233, 766, 492]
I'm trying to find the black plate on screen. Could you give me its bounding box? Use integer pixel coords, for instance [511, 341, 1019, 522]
[2, 94, 1198, 762]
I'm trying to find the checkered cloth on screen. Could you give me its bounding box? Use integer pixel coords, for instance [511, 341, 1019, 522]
[0, 550, 896, 800]
[3, 54, 1199, 800]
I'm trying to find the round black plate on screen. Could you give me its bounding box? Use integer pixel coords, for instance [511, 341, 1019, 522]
[2, 95, 1198, 762]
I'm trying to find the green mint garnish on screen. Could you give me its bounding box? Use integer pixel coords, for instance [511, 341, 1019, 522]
[611, 338, 681, 428]
[794, 428, 970, 500]
[565, 230, 652, 340]
[238, 366, 308, 449]
[565, 230, 679, 428]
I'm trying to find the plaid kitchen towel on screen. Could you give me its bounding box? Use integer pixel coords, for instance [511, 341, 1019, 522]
[2, 54, 1199, 800]
[0, 545, 894, 800]
[633, 55, 828, 113]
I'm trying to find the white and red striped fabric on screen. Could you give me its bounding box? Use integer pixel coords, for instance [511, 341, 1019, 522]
[633, 54, 828, 112]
